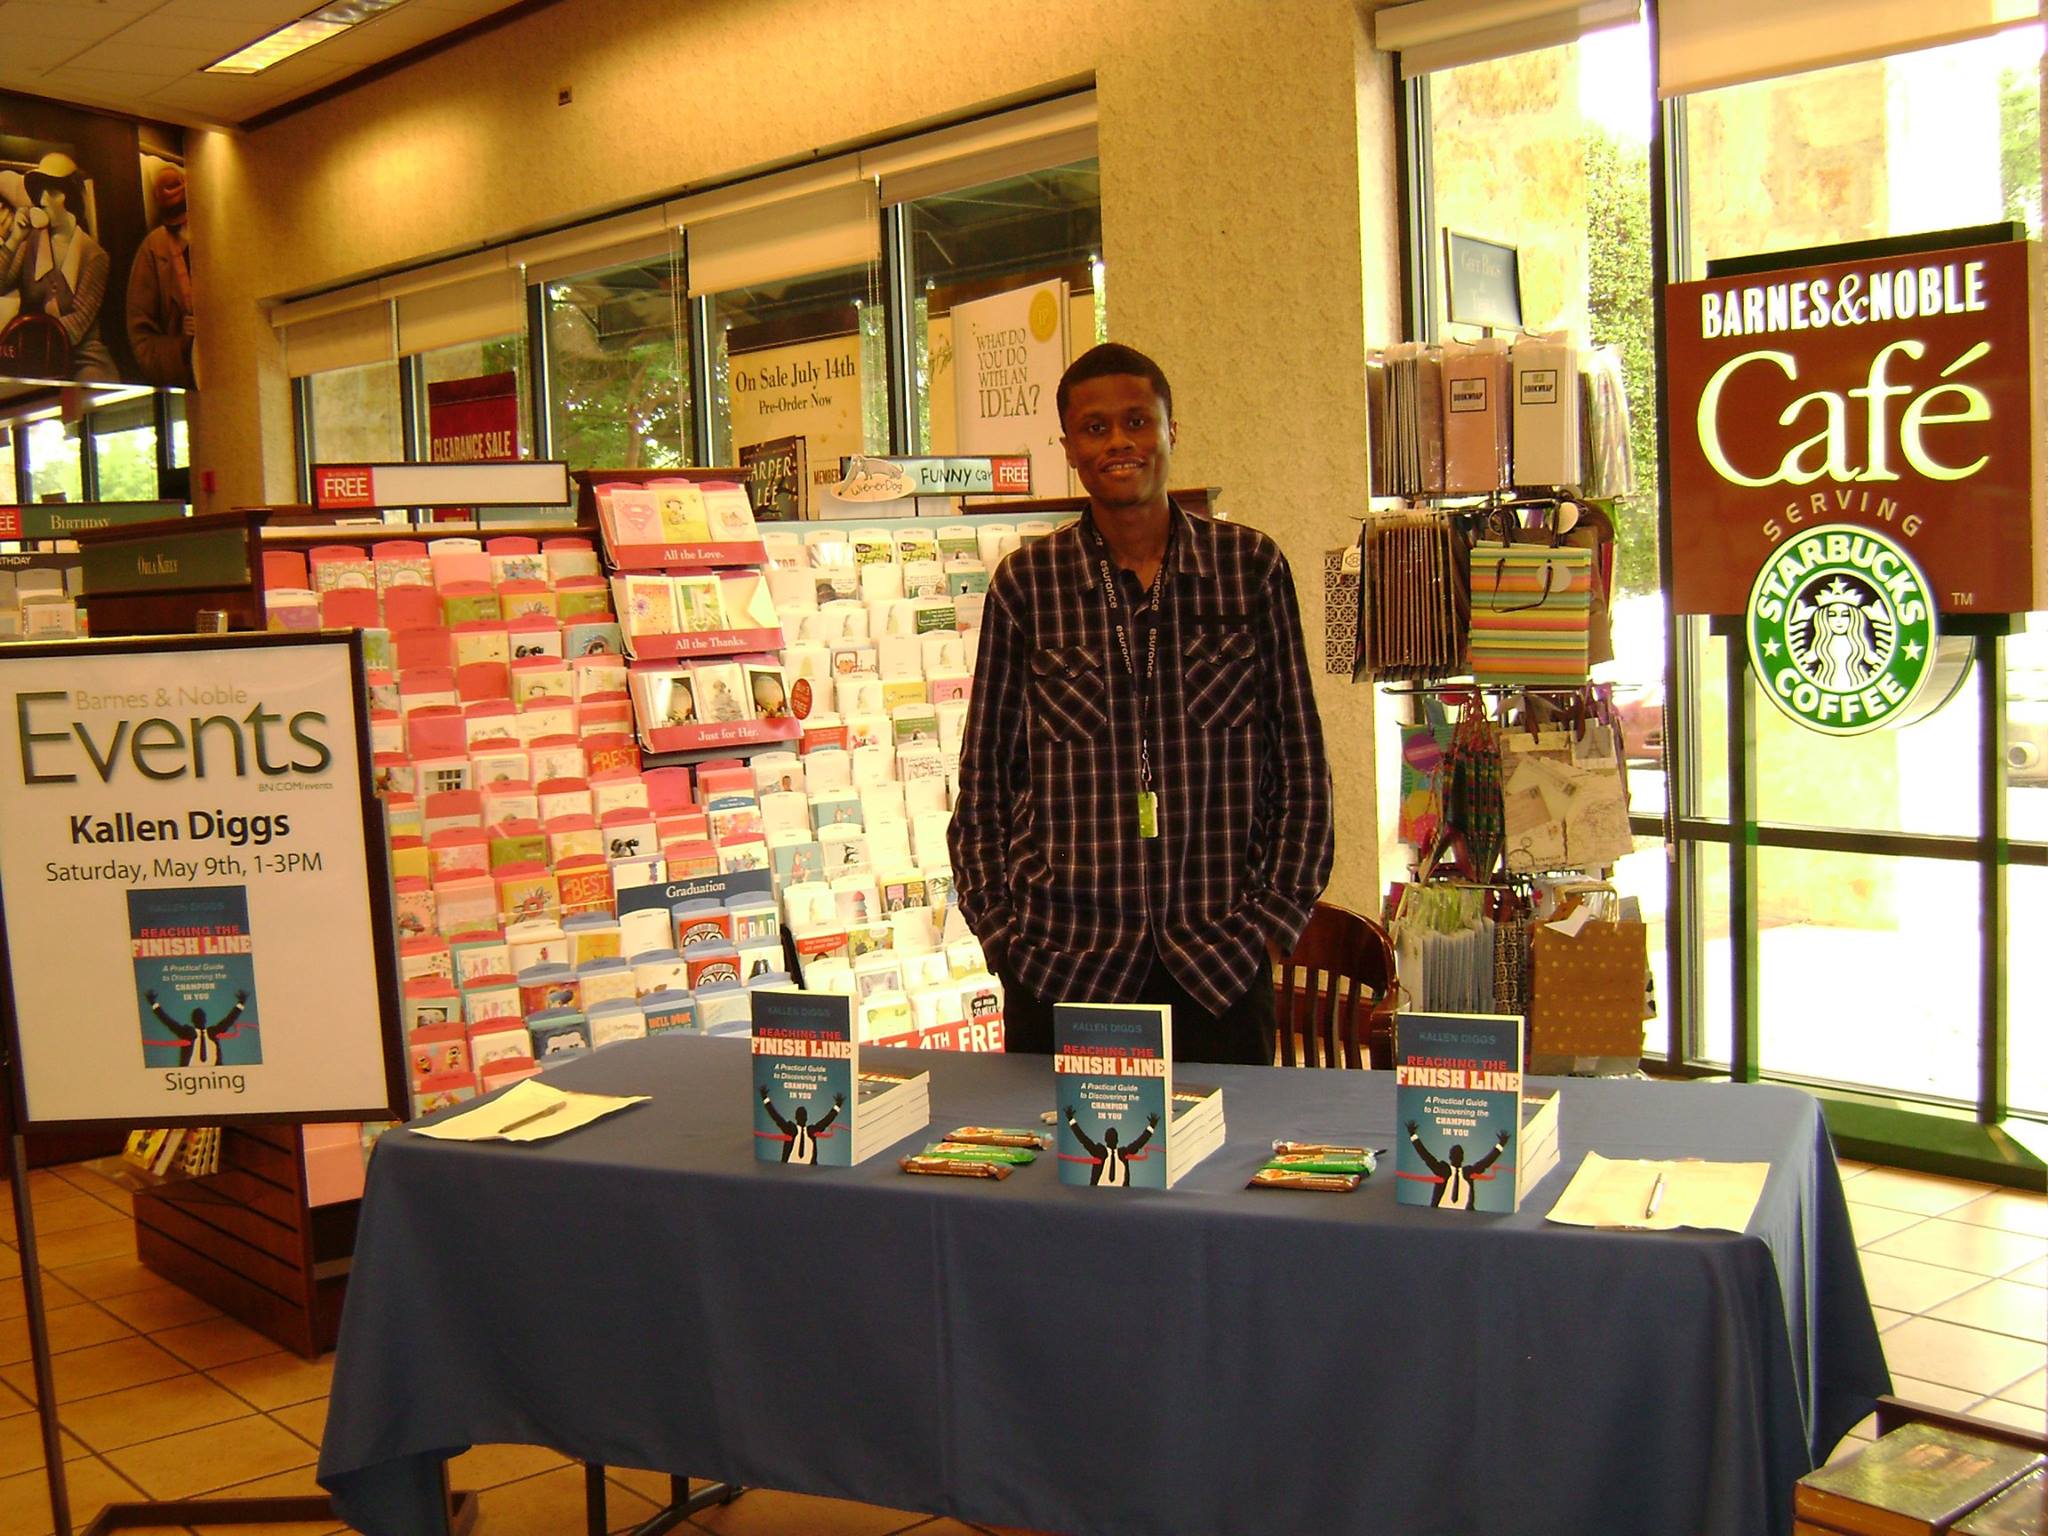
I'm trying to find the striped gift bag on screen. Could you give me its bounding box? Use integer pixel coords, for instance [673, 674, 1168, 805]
[1466, 542, 1592, 684]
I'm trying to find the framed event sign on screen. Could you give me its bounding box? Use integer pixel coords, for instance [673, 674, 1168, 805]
[0, 632, 406, 1129]
[1665, 232, 2045, 616]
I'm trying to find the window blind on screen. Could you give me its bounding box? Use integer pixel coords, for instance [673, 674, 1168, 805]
[1659, 0, 2038, 98]
[1375, 0, 1642, 76]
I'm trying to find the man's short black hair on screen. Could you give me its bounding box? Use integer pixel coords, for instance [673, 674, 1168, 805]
[1057, 343, 1173, 427]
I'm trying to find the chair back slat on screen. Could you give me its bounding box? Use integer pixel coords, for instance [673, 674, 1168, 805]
[1271, 902, 1400, 1070]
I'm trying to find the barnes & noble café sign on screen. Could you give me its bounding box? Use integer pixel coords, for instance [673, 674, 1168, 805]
[1666, 237, 2044, 735]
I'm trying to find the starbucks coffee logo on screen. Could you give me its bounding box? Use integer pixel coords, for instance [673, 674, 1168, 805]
[1747, 523, 1936, 735]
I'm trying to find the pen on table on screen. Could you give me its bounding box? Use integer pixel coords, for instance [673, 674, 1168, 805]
[1644, 1172, 1666, 1221]
[500, 1101, 566, 1134]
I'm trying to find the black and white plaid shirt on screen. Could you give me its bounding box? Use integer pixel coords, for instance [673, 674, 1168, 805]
[949, 503, 1334, 1013]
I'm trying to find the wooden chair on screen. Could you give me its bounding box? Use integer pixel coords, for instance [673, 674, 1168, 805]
[1272, 902, 1400, 1069]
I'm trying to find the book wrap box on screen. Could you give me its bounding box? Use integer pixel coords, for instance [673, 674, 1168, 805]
[1527, 890, 1649, 1066]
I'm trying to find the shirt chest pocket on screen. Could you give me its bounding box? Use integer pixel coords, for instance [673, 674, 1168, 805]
[1183, 628, 1260, 729]
[1030, 646, 1108, 743]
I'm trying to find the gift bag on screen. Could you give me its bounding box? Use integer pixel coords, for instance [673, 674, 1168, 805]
[1528, 908, 1649, 1058]
[1441, 699, 1504, 878]
[1467, 541, 1592, 685]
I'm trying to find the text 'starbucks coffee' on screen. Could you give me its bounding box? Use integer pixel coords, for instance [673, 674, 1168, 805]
[1745, 524, 1941, 736]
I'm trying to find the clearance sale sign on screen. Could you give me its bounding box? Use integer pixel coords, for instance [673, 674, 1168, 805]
[1664, 238, 2045, 618]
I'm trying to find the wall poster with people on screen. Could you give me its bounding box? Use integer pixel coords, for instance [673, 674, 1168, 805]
[0, 91, 193, 390]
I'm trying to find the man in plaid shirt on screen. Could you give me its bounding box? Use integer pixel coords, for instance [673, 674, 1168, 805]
[949, 344, 1334, 1063]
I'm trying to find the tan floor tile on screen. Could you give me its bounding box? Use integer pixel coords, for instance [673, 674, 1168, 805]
[1867, 1220, 2048, 1278]
[606, 1467, 687, 1506]
[473, 1465, 658, 1536]
[1872, 1306, 1910, 1332]
[0, 1252, 23, 1282]
[0, 1278, 78, 1325]
[21, 1198, 123, 1238]
[105, 1415, 313, 1500]
[1996, 1369, 2046, 1412]
[1837, 1159, 1874, 1179]
[207, 1354, 333, 1413]
[1888, 1374, 1987, 1412]
[1848, 1203, 1923, 1247]
[1844, 1413, 1876, 1440]
[0, 1413, 88, 1479]
[1951, 1191, 2048, 1239]
[97, 1287, 219, 1335]
[1964, 1397, 2048, 1434]
[190, 1521, 339, 1536]
[2010, 1258, 2048, 1287]
[0, 1336, 187, 1403]
[1882, 1316, 2045, 1398]
[209, 1467, 328, 1500]
[1928, 1279, 2048, 1344]
[1858, 1252, 1984, 1313]
[448, 1443, 570, 1490]
[59, 1373, 251, 1453]
[30, 1225, 135, 1271]
[1849, 1169, 1994, 1218]
[152, 1319, 277, 1371]
[690, 1487, 933, 1536]
[267, 1400, 325, 1449]
[899, 1523, 984, 1536]
[49, 1258, 164, 1302]
[0, 1305, 134, 1366]
[0, 1453, 149, 1536]
[0, 1382, 33, 1421]
[1823, 1434, 1865, 1465]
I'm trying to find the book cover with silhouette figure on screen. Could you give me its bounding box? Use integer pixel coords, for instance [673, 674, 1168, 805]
[1054, 1002, 1173, 1189]
[128, 885, 261, 1069]
[1394, 1012, 1523, 1213]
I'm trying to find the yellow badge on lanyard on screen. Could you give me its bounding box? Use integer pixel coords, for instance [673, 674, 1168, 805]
[1137, 790, 1159, 840]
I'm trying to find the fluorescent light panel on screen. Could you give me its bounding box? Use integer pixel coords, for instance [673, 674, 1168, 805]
[205, 0, 405, 74]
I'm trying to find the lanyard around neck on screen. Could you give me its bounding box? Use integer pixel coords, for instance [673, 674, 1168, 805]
[1084, 518, 1169, 796]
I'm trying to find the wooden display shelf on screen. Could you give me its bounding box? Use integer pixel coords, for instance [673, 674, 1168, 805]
[133, 1125, 352, 1359]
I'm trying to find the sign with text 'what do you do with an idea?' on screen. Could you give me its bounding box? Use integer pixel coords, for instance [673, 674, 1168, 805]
[0, 634, 405, 1129]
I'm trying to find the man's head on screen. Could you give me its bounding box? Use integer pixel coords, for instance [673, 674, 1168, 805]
[1448, 1144, 1467, 1167]
[190, 1007, 207, 1028]
[1058, 343, 1175, 513]
[1103, 1126, 1120, 1149]
[793, 1106, 809, 1126]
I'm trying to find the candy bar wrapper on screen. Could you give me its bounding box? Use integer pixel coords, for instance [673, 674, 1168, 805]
[1271, 1140, 1371, 1158]
[920, 1142, 1037, 1165]
[900, 1154, 1011, 1180]
[946, 1126, 1052, 1150]
[1263, 1152, 1376, 1177]
[1248, 1167, 1362, 1193]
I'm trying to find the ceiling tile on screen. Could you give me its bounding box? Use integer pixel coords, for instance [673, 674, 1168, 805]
[108, 10, 284, 49]
[144, 74, 268, 110]
[0, 33, 91, 71]
[66, 38, 218, 73]
[0, 1, 136, 42]
[162, 0, 307, 18]
[34, 65, 173, 94]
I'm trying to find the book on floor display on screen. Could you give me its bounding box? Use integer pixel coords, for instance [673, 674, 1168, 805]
[1956, 1466, 2047, 1536]
[1054, 1003, 1220, 1188]
[1796, 1422, 2045, 1536]
[1394, 1011, 1555, 1213]
[752, 988, 927, 1166]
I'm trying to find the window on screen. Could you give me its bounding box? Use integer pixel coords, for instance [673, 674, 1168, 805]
[904, 158, 1104, 490]
[0, 429, 15, 505]
[24, 416, 81, 503]
[164, 391, 189, 470]
[544, 254, 693, 471]
[708, 264, 887, 502]
[89, 394, 160, 500]
[305, 360, 404, 467]
[419, 334, 531, 463]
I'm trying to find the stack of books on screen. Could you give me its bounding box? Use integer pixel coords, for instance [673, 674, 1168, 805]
[1795, 1422, 2044, 1536]
[1054, 1003, 1223, 1189]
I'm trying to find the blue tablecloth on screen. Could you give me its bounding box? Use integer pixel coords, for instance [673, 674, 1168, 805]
[318, 1037, 1887, 1536]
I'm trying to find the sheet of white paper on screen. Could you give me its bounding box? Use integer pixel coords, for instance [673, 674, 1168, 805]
[408, 1079, 650, 1143]
[1545, 1150, 1770, 1232]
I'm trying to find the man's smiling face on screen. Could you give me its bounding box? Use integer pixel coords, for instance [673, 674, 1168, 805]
[1061, 375, 1175, 510]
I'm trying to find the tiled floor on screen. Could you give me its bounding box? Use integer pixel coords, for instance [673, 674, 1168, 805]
[0, 1158, 2037, 1536]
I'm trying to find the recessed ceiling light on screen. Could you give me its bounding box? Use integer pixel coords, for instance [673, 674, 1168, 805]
[204, 0, 405, 74]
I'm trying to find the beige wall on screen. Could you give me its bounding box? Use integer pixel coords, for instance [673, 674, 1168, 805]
[189, 0, 1401, 912]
